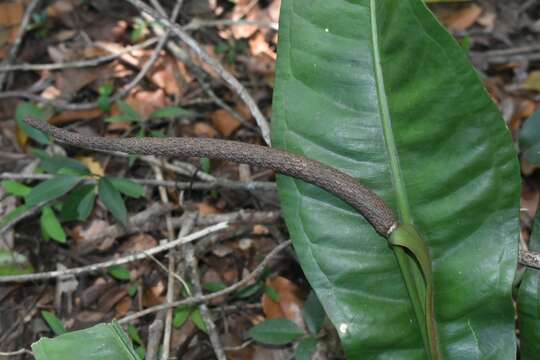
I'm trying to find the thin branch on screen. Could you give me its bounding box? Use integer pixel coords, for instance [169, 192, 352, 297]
[123, 0, 272, 145]
[118, 240, 291, 324]
[0, 37, 159, 72]
[183, 18, 278, 31]
[0, 348, 33, 357]
[0, 172, 276, 191]
[0, 222, 228, 282]
[0, 0, 41, 89]
[185, 231, 226, 360]
[25, 119, 398, 237]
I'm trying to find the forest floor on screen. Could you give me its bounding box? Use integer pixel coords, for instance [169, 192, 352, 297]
[0, 0, 539, 359]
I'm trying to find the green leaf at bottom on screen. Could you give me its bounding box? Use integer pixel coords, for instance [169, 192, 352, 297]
[32, 322, 140, 360]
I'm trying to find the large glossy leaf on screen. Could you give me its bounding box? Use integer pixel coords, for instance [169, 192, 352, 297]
[32, 322, 139, 360]
[518, 207, 540, 359]
[272, 0, 520, 358]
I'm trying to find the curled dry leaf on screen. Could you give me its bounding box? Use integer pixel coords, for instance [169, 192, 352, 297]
[442, 4, 483, 31]
[262, 276, 305, 329]
[211, 109, 242, 137]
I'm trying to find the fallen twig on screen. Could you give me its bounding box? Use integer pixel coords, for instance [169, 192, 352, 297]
[0, 222, 228, 282]
[118, 240, 291, 323]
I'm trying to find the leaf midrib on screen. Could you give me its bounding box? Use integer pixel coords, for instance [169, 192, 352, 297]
[368, 0, 412, 223]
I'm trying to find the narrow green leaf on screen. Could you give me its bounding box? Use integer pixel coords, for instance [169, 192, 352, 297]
[0, 250, 33, 276]
[31, 149, 90, 176]
[26, 175, 81, 206]
[302, 291, 325, 335]
[108, 265, 131, 281]
[60, 185, 96, 221]
[173, 306, 193, 328]
[149, 106, 193, 119]
[127, 324, 142, 345]
[295, 337, 318, 360]
[1, 180, 31, 197]
[191, 308, 208, 333]
[203, 282, 227, 293]
[265, 286, 280, 302]
[99, 177, 128, 226]
[15, 102, 49, 144]
[108, 177, 145, 198]
[41, 311, 66, 336]
[234, 282, 262, 299]
[128, 283, 138, 297]
[117, 100, 141, 122]
[249, 319, 304, 345]
[32, 322, 140, 360]
[0, 205, 28, 230]
[200, 157, 211, 173]
[40, 207, 66, 243]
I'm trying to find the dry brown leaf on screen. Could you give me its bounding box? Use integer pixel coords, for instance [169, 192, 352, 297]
[47, 0, 75, 18]
[126, 88, 167, 119]
[75, 156, 104, 177]
[443, 4, 483, 31]
[262, 276, 305, 328]
[196, 201, 219, 215]
[114, 296, 132, 318]
[0, 2, 23, 27]
[49, 108, 103, 125]
[211, 109, 242, 137]
[149, 56, 187, 97]
[143, 281, 165, 307]
[118, 233, 158, 254]
[194, 122, 218, 138]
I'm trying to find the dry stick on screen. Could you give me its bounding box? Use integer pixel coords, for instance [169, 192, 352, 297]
[185, 228, 227, 360]
[0, 222, 228, 282]
[0, 37, 159, 72]
[0, 0, 41, 89]
[123, 0, 272, 145]
[25, 118, 397, 237]
[0, 172, 275, 191]
[118, 240, 291, 324]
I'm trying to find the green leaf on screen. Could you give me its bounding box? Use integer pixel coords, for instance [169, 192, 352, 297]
[191, 308, 208, 333]
[0, 250, 33, 276]
[31, 149, 90, 176]
[0, 204, 28, 229]
[249, 319, 304, 345]
[518, 206, 540, 359]
[108, 265, 131, 281]
[149, 106, 193, 119]
[173, 306, 193, 328]
[40, 207, 66, 243]
[99, 177, 128, 226]
[116, 100, 141, 122]
[60, 185, 96, 221]
[272, 0, 520, 358]
[1, 180, 31, 197]
[127, 324, 142, 346]
[520, 111, 540, 164]
[265, 285, 280, 302]
[203, 282, 227, 293]
[302, 291, 325, 335]
[108, 177, 145, 198]
[41, 311, 66, 336]
[26, 175, 81, 206]
[15, 102, 49, 144]
[295, 337, 318, 360]
[200, 157, 211, 174]
[32, 322, 140, 360]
